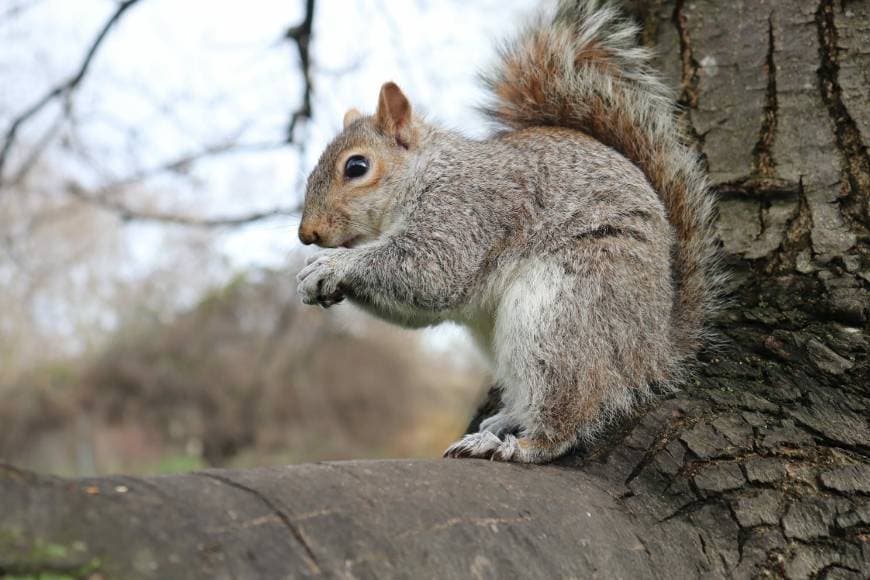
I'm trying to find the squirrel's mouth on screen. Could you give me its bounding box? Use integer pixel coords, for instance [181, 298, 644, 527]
[340, 235, 363, 249]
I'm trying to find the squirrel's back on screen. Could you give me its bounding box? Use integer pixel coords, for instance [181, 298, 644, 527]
[480, 0, 718, 358]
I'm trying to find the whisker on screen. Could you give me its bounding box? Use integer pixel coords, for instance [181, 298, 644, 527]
[233, 218, 301, 232]
[346, 218, 379, 236]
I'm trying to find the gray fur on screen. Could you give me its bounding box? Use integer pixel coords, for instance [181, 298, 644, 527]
[297, 0, 717, 463]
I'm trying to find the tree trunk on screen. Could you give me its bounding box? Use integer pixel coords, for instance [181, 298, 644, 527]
[1, 0, 867, 578]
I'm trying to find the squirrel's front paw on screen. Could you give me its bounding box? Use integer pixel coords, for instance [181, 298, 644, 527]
[296, 251, 347, 307]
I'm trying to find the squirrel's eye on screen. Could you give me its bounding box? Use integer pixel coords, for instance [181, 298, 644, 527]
[344, 155, 369, 179]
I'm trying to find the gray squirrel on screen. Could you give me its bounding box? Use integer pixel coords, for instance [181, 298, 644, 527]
[296, 0, 718, 463]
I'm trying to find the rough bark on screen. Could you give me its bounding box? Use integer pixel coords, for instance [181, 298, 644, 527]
[1, 0, 867, 578]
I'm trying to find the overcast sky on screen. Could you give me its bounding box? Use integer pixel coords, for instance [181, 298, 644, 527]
[2, 0, 537, 268]
[0, 0, 538, 353]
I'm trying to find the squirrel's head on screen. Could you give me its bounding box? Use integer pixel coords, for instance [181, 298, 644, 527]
[299, 82, 418, 248]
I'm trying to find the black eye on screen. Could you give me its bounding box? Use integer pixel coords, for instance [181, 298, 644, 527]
[344, 155, 369, 179]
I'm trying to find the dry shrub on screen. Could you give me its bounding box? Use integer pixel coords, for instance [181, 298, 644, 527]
[1, 263, 486, 474]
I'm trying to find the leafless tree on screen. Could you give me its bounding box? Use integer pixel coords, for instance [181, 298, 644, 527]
[0, 0, 316, 226]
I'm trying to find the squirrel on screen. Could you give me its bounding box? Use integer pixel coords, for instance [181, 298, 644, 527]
[296, 0, 718, 463]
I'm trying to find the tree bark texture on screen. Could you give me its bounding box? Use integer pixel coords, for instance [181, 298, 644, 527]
[1, 0, 868, 578]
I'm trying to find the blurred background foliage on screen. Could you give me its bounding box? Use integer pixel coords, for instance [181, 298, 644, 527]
[1, 263, 484, 474]
[0, 0, 538, 475]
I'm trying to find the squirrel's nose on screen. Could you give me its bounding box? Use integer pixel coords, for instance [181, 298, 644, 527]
[299, 224, 320, 246]
[299, 225, 321, 245]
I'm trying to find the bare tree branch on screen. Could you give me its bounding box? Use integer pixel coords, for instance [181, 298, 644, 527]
[67, 183, 299, 228]
[95, 139, 292, 192]
[4, 110, 66, 187]
[0, 0, 143, 186]
[4, 0, 316, 232]
[59, 139, 297, 228]
[284, 0, 316, 141]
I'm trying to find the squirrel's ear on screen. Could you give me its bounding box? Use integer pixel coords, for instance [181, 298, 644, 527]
[343, 108, 362, 129]
[375, 82, 414, 148]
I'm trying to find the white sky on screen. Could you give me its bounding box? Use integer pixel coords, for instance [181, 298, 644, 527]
[0, 0, 537, 351]
[2, 0, 537, 266]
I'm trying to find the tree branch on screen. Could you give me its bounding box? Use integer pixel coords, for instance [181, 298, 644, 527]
[0, 460, 664, 579]
[0, 0, 144, 186]
[96, 139, 291, 191]
[3, 0, 317, 233]
[284, 0, 316, 141]
[67, 183, 299, 228]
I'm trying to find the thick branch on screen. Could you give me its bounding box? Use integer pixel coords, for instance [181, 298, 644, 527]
[0, 460, 676, 580]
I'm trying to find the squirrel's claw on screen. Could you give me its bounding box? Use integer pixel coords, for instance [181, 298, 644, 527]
[296, 251, 346, 308]
[444, 431, 574, 464]
[443, 432, 521, 462]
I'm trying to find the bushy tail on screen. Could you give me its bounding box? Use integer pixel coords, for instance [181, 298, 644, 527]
[481, 0, 718, 357]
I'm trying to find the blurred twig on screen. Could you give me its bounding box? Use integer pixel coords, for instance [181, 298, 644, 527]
[284, 0, 316, 141]
[66, 182, 299, 228]
[3, 0, 316, 230]
[0, 0, 144, 186]
[5, 110, 66, 187]
[86, 0, 321, 226]
[98, 139, 291, 190]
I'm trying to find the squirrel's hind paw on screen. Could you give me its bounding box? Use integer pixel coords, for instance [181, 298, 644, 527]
[479, 412, 521, 437]
[443, 432, 541, 463]
[443, 432, 573, 464]
[444, 432, 516, 461]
